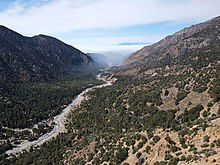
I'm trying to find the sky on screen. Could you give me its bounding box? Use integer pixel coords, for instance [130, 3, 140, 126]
[0, 0, 219, 54]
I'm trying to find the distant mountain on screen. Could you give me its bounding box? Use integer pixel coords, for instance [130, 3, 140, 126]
[119, 16, 220, 75]
[87, 53, 109, 67]
[0, 25, 97, 83]
[88, 51, 131, 66]
[104, 51, 132, 65]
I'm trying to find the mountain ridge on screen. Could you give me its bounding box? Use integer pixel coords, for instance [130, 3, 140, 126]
[121, 16, 220, 74]
[0, 25, 96, 83]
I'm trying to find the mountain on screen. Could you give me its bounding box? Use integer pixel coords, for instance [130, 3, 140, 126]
[104, 51, 132, 65]
[0, 25, 96, 83]
[59, 16, 220, 164]
[119, 16, 220, 75]
[87, 53, 109, 67]
[88, 51, 131, 66]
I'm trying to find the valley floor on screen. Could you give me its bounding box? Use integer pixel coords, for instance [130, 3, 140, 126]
[5, 74, 114, 156]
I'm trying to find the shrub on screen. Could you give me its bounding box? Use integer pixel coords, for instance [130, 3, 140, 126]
[145, 145, 151, 154]
[164, 89, 169, 96]
[186, 155, 193, 162]
[181, 143, 188, 149]
[201, 143, 209, 148]
[203, 135, 210, 142]
[189, 144, 197, 151]
[165, 153, 173, 160]
[139, 158, 145, 164]
[136, 152, 142, 159]
[181, 104, 204, 122]
[152, 135, 161, 143]
[214, 139, 220, 147]
[204, 150, 217, 157]
[168, 157, 179, 165]
[195, 85, 207, 93]
[207, 102, 213, 107]
[210, 143, 215, 148]
[176, 91, 188, 103]
[169, 145, 179, 152]
[115, 148, 129, 163]
[165, 136, 176, 145]
[202, 110, 209, 117]
[138, 141, 145, 149]
[147, 131, 154, 139]
[87, 153, 94, 162]
[180, 155, 186, 161]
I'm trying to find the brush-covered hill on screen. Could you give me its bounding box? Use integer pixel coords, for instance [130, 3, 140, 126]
[58, 16, 220, 164]
[117, 16, 220, 76]
[0, 26, 102, 132]
[0, 25, 98, 84]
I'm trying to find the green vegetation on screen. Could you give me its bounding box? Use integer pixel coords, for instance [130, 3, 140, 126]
[0, 77, 101, 128]
[0, 141, 12, 155]
[175, 90, 188, 105]
[2, 41, 220, 164]
[165, 135, 176, 145]
[3, 132, 72, 165]
[180, 104, 204, 123]
[210, 77, 220, 102]
[152, 135, 161, 143]
[0, 76, 102, 156]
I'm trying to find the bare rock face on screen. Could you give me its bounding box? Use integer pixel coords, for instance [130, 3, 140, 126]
[121, 16, 220, 74]
[0, 26, 96, 83]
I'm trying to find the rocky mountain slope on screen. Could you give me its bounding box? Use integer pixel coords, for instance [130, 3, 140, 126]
[119, 16, 220, 76]
[0, 25, 96, 83]
[59, 16, 220, 164]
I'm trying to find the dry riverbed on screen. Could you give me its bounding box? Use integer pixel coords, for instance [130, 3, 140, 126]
[6, 74, 114, 155]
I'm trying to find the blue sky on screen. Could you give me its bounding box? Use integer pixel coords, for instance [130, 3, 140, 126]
[0, 0, 219, 54]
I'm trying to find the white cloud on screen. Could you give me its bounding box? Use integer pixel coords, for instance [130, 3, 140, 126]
[0, 0, 219, 36]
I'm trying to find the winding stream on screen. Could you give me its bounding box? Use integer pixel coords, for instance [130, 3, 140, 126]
[6, 74, 113, 155]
